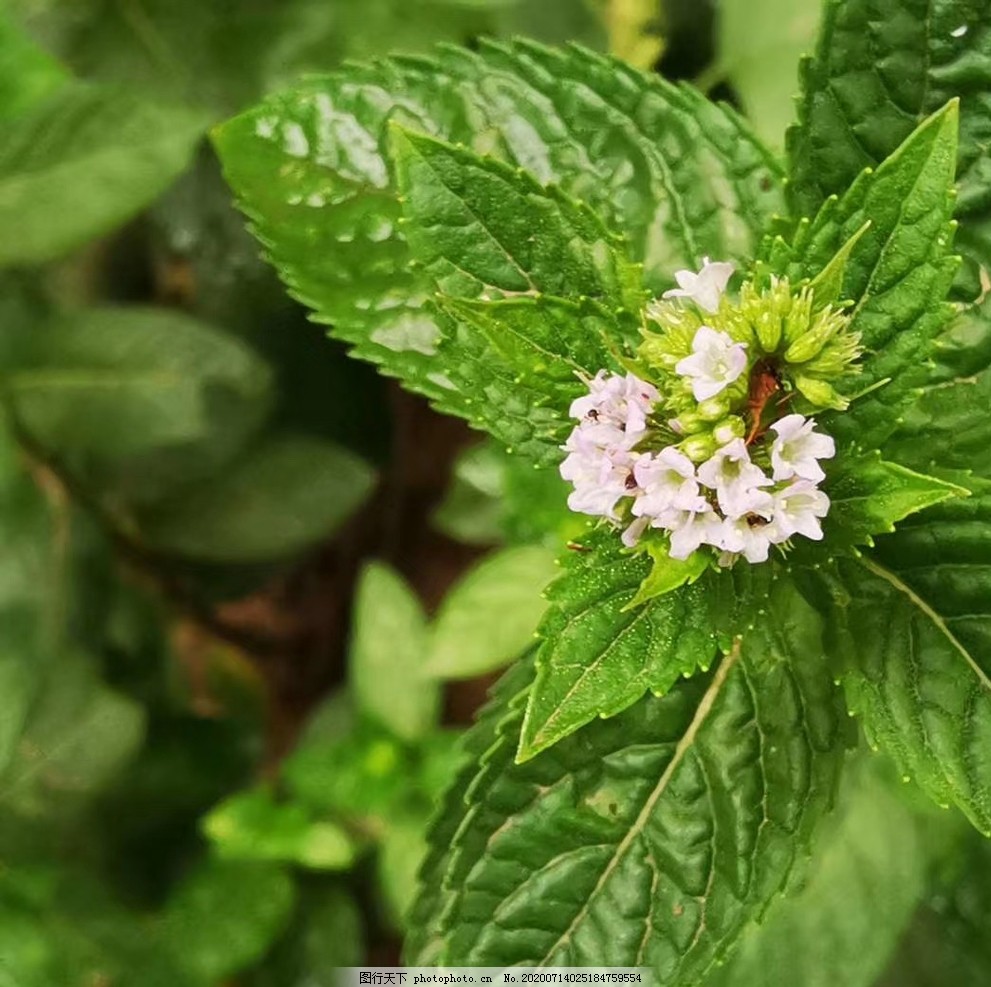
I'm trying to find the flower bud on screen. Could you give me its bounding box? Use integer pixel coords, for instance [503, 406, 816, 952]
[680, 434, 716, 463]
[697, 395, 730, 421]
[673, 410, 706, 433]
[794, 373, 848, 410]
[713, 416, 746, 444]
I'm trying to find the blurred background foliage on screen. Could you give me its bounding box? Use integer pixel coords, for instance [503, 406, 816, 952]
[0, 1, 988, 984]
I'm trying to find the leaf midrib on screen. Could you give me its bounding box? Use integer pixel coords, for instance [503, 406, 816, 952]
[536, 641, 742, 966]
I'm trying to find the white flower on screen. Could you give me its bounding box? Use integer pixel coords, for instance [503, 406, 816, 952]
[769, 414, 836, 483]
[569, 370, 660, 436]
[559, 422, 638, 519]
[697, 439, 773, 517]
[719, 515, 773, 564]
[621, 516, 650, 548]
[675, 326, 749, 401]
[662, 257, 735, 313]
[631, 446, 700, 518]
[662, 500, 723, 560]
[767, 480, 830, 543]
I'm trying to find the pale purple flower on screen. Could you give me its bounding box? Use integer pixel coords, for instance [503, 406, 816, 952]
[719, 515, 773, 564]
[767, 480, 830, 542]
[560, 422, 638, 519]
[769, 414, 836, 483]
[662, 500, 723, 560]
[569, 370, 660, 436]
[675, 327, 749, 401]
[697, 439, 773, 517]
[631, 446, 700, 518]
[621, 516, 650, 548]
[662, 257, 735, 313]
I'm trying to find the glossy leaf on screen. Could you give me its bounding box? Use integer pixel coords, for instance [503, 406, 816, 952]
[789, 103, 959, 447]
[0, 83, 205, 265]
[351, 562, 439, 742]
[215, 40, 783, 412]
[815, 541, 991, 834]
[788, 0, 991, 238]
[413, 580, 847, 979]
[518, 529, 762, 762]
[705, 755, 949, 987]
[426, 545, 557, 679]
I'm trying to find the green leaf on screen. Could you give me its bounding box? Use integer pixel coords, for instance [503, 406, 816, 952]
[705, 754, 952, 987]
[0, 83, 205, 265]
[415, 579, 847, 978]
[517, 529, 739, 762]
[351, 562, 439, 741]
[788, 0, 991, 243]
[812, 536, 991, 834]
[426, 545, 557, 679]
[4, 305, 273, 507]
[0, 11, 67, 122]
[716, 0, 820, 150]
[824, 449, 968, 549]
[137, 433, 375, 562]
[164, 858, 295, 983]
[886, 296, 991, 479]
[203, 787, 357, 871]
[624, 541, 710, 611]
[789, 102, 959, 446]
[214, 41, 783, 409]
[431, 440, 506, 545]
[378, 810, 430, 929]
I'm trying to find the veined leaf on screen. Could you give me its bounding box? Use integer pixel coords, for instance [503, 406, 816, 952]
[0, 83, 206, 265]
[392, 128, 639, 461]
[824, 449, 967, 549]
[789, 103, 959, 447]
[814, 521, 991, 834]
[416, 580, 847, 980]
[705, 754, 951, 987]
[214, 41, 783, 411]
[788, 0, 991, 241]
[517, 529, 719, 762]
[887, 296, 991, 479]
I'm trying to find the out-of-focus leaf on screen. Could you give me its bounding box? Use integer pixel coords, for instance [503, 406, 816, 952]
[350, 562, 439, 742]
[246, 884, 364, 986]
[138, 433, 375, 562]
[5, 306, 273, 507]
[717, 0, 819, 149]
[164, 857, 295, 984]
[203, 787, 357, 871]
[432, 441, 505, 545]
[426, 545, 557, 679]
[0, 83, 205, 266]
[0, 11, 67, 121]
[378, 810, 430, 930]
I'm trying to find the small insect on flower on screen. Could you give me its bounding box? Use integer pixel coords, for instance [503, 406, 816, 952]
[558, 257, 860, 571]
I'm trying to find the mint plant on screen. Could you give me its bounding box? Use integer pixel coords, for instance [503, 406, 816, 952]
[215, 1, 991, 978]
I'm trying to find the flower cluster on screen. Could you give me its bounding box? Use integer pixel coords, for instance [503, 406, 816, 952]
[559, 258, 856, 567]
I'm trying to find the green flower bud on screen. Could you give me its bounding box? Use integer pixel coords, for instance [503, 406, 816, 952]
[680, 434, 716, 463]
[673, 411, 706, 434]
[783, 306, 851, 364]
[697, 395, 730, 421]
[713, 416, 746, 444]
[794, 373, 848, 410]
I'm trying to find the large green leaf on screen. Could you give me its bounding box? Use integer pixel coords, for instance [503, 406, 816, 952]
[412, 580, 848, 980]
[705, 755, 952, 987]
[813, 526, 991, 834]
[886, 296, 991, 479]
[517, 529, 724, 762]
[788, 0, 991, 238]
[0, 83, 205, 265]
[0, 11, 67, 122]
[214, 41, 783, 407]
[788, 103, 959, 447]
[350, 561, 439, 742]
